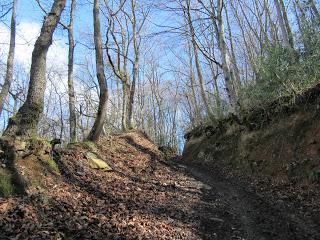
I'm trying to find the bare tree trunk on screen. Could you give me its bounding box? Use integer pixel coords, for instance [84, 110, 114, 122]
[185, 0, 212, 117]
[230, 0, 258, 76]
[0, 0, 17, 117]
[216, 0, 240, 116]
[87, 0, 109, 141]
[67, 0, 77, 142]
[4, 0, 66, 137]
[263, 0, 279, 45]
[309, 0, 320, 20]
[279, 0, 294, 48]
[225, 5, 241, 88]
[187, 40, 201, 121]
[274, 0, 293, 48]
[122, 80, 130, 131]
[127, 0, 138, 130]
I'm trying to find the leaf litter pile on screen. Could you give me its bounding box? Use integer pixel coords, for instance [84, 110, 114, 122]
[0, 131, 228, 239]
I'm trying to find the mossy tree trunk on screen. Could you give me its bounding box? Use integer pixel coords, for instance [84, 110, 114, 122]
[4, 0, 66, 138]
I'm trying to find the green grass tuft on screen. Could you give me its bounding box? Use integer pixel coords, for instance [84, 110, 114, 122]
[0, 169, 13, 197]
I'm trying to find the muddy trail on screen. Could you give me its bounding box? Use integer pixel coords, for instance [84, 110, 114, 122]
[0, 131, 319, 239]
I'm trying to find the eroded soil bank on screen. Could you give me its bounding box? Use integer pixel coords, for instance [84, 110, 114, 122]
[181, 84, 320, 239]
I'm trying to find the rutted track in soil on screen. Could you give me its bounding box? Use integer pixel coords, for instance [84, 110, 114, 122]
[180, 164, 320, 240]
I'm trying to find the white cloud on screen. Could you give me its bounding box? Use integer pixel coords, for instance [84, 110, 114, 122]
[0, 21, 68, 93]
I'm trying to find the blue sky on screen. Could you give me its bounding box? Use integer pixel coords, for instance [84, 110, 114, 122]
[8, 0, 95, 68]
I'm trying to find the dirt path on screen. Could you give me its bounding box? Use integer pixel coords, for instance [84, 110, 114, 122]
[177, 164, 320, 240]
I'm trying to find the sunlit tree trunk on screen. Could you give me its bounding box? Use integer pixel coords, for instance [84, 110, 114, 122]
[274, 0, 294, 49]
[87, 0, 109, 141]
[67, 0, 77, 142]
[0, 0, 17, 117]
[225, 6, 241, 89]
[186, 40, 201, 121]
[127, 0, 139, 130]
[185, 0, 212, 117]
[4, 0, 66, 137]
[122, 80, 130, 131]
[309, 0, 320, 20]
[215, 0, 240, 116]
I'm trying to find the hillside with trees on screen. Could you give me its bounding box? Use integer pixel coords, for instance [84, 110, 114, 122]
[0, 0, 320, 239]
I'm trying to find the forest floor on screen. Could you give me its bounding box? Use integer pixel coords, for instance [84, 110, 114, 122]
[0, 130, 319, 239]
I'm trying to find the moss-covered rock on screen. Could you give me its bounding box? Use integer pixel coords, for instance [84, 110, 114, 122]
[85, 152, 112, 171]
[14, 140, 26, 151]
[82, 141, 98, 152]
[0, 135, 61, 196]
[68, 141, 98, 153]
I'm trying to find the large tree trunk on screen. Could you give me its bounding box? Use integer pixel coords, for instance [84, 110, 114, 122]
[4, 0, 66, 137]
[67, 0, 77, 142]
[87, 0, 109, 142]
[0, 0, 17, 117]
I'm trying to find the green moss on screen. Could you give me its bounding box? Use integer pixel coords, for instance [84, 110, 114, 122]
[82, 141, 98, 152]
[46, 158, 59, 173]
[0, 169, 13, 197]
[10, 113, 18, 122]
[29, 135, 49, 144]
[37, 155, 60, 174]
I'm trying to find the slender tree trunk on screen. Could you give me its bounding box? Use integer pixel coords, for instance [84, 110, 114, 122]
[67, 0, 77, 142]
[263, 0, 279, 45]
[274, 0, 293, 48]
[185, 0, 212, 117]
[0, 0, 17, 117]
[230, 0, 258, 75]
[309, 0, 320, 20]
[225, 6, 241, 88]
[293, 0, 306, 34]
[127, 0, 138, 130]
[87, 0, 109, 141]
[187, 40, 201, 121]
[208, 62, 222, 118]
[215, 0, 240, 116]
[122, 80, 130, 131]
[279, 0, 294, 48]
[4, 0, 66, 137]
